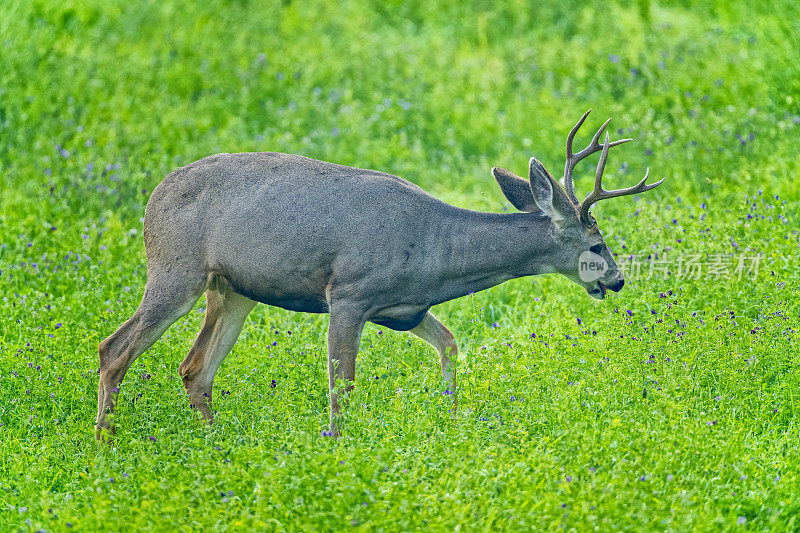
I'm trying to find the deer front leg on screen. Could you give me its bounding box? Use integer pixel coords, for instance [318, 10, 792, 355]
[326, 305, 366, 437]
[409, 311, 458, 401]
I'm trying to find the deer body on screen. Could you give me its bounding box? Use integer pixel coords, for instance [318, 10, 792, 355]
[96, 111, 663, 438]
[149, 152, 553, 328]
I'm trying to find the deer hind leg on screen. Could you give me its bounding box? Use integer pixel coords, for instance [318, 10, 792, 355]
[409, 311, 458, 395]
[96, 268, 205, 440]
[178, 276, 256, 423]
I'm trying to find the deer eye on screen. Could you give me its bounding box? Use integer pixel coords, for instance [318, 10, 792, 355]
[589, 244, 604, 255]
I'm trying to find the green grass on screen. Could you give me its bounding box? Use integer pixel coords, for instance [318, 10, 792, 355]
[1, 0, 800, 530]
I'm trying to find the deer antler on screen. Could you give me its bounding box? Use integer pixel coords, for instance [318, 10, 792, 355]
[578, 132, 666, 224]
[562, 109, 632, 205]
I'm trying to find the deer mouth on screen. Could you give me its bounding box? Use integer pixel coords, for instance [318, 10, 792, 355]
[588, 281, 607, 300]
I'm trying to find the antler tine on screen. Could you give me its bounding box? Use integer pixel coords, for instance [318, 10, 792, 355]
[623, 168, 666, 194]
[585, 117, 612, 155]
[578, 132, 666, 223]
[565, 109, 592, 157]
[562, 111, 633, 205]
[596, 131, 611, 184]
[578, 118, 634, 159]
[562, 109, 591, 202]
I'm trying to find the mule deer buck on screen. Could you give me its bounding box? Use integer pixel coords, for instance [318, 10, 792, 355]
[96, 110, 664, 439]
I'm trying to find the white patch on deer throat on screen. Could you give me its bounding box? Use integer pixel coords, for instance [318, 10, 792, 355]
[578, 251, 608, 282]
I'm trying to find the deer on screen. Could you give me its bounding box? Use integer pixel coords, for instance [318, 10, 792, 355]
[95, 110, 664, 439]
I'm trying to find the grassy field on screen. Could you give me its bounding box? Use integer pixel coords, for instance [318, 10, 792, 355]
[1, 0, 799, 530]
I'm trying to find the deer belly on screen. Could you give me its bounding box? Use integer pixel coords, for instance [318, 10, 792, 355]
[218, 267, 331, 314]
[244, 293, 329, 314]
[369, 306, 428, 331]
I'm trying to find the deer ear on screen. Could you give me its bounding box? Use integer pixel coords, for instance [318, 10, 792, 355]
[491, 167, 541, 212]
[528, 157, 578, 226]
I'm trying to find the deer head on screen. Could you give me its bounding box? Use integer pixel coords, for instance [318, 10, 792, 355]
[492, 110, 665, 300]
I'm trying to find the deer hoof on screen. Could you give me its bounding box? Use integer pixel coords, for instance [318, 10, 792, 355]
[95, 424, 115, 443]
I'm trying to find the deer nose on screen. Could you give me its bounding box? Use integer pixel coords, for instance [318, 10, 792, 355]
[608, 278, 624, 292]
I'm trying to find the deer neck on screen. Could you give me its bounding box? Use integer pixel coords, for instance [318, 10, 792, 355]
[431, 210, 561, 305]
